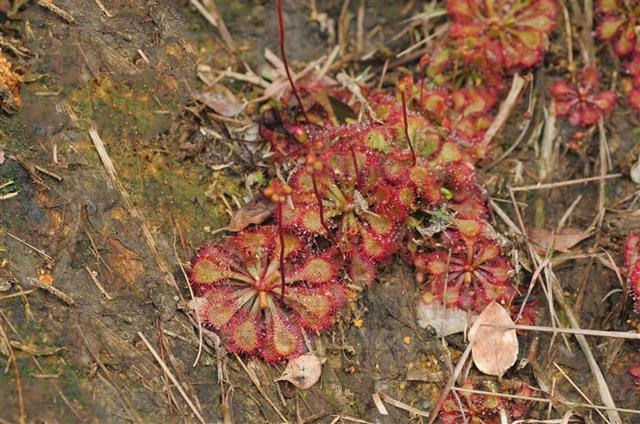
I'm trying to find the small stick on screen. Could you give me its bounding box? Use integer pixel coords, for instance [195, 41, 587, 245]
[511, 173, 622, 192]
[93, 0, 113, 17]
[27, 277, 75, 306]
[0, 290, 34, 301]
[84, 266, 113, 300]
[400, 90, 417, 165]
[483, 323, 640, 340]
[482, 73, 526, 147]
[37, 0, 75, 23]
[554, 362, 610, 424]
[137, 332, 206, 424]
[7, 232, 54, 263]
[33, 164, 62, 181]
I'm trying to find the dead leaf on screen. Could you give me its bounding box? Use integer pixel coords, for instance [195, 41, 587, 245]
[195, 91, 243, 117]
[631, 154, 640, 185]
[416, 298, 475, 336]
[275, 353, 323, 390]
[0, 52, 22, 114]
[468, 301, 518, 378]
[225, 198, 276, 232]
[529, 228, 591, 253]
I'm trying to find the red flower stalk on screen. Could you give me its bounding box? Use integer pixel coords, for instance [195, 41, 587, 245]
[550, 67, 616, 126]
[190, 226, 345, 362]
[263, 179, 293, 300]
[447, 0, 558, 69]
[624, 230, 640, 311]
[596, 0, 640, 57]
[276, 0, 309, 122]
[398, 75, 418, 165]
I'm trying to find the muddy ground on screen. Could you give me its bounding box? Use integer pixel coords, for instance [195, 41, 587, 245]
[0, 1, 639, 423]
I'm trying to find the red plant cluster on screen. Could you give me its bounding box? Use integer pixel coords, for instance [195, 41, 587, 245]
[550, 67, 616, 126]
[438, 379, 536, 423]
[190, 0, 564, 362]
[596, 0, 640, 109]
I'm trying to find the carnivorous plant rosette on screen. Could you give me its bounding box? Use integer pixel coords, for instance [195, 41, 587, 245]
[596, 0, 640, 57]
[447, 0, 558, 69]
[190, 226, 346, 362]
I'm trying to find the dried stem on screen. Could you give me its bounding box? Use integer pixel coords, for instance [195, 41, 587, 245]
[401, 90, 417, 166]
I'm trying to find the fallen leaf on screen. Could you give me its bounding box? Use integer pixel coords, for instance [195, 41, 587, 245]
[529, 228, 591, 253]
[416, 298, 475, 336]
[275, 353, 323, 390]
[631, 154, 640, 185]
[468, 301, 518, 378]
[195, 91, 243, 117]
[225, 198, 276, 232]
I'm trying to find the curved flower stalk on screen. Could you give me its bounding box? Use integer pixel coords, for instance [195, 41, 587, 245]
[190, 226, 346, 362]
[596, 0, 640, 58]
[550, 67, 616, 126]
[447, 0, 558, 69]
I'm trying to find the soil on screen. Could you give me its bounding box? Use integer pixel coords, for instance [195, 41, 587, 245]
[0, 1, 639, 423]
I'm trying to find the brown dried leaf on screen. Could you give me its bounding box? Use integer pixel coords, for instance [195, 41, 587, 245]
[195, 91, 243, 117]
[225, 198, 276, 232]
[0, 52, 22, 114]
[529, 228, 591, 253]
[468, 301, 518, 378]
[275, 353, 323, 390]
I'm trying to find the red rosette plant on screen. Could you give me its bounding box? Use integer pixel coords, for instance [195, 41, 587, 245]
[622, 54, 640, 109]
[438, 379, 535, 423]
[413, 219, 515, 313]
[550, 67, 616, 126]
[447, 0, 558, 69]
[282, 145, 406, 286]
[596, 0, 640, 58]
[190, 226, 346, 362]
[624, 230, 640, 311]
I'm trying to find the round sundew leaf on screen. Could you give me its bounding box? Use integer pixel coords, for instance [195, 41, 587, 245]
[224, 311, 261, 355]
[364, 213, 393, 236]
[510, 28, 543, 50]
[191, 256, 246, 286]
[454, 218, 483, 239]
[597, 15, 626, 40]
[436, 141, 462, 163]
[300, 208, 324, 233]
[364, 130, 390, 153]
[350, 251, 377, 286]
[475, 242, 500, 264]
[202, 287, 241, 328]
[614, 29, 634, 56]
[285, 285, 338, 331]
[291, 257, 335, 284]
[426, 253, 449, 275]
[261, 310, 304, 362]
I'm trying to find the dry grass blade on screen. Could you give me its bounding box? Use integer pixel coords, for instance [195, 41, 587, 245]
[511, 174, 622, 192]
[482, 73, 526, 146]
[374, 391, 430, 418]
[84, 266, 112, 300]
[0, 319, 25, 424]
[137, 331, 206, 424]
[7, 232, 53, 263]
[36, 0, 75, 23]
[484, 323, 640, 340]
[27, 277, 74, 306]
[554, 363, 610, 423]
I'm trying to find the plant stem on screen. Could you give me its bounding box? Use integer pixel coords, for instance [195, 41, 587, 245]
[350, 145, 360, 176]
[276, 0, 309, 122]
[276, 203, 286, 301]
[401, 91, 417, 165]
[311, 171, 332, 236]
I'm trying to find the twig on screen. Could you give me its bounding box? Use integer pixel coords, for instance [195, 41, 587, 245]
[0, 289, 34, 301]
[27, 277, 75, 306]
[93, 0, 113, 17]
[511, 174, 622, 192]
[137, 332, 206, 424]
[37, 0, 75, 23]
[0, 320, 25, 424]
[7, 232, 54, 264]
[553, 363, 610, 424]
[483, 323, 640, 340]
[374, 391, 430, 418]
[84, 266, 113, 300]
